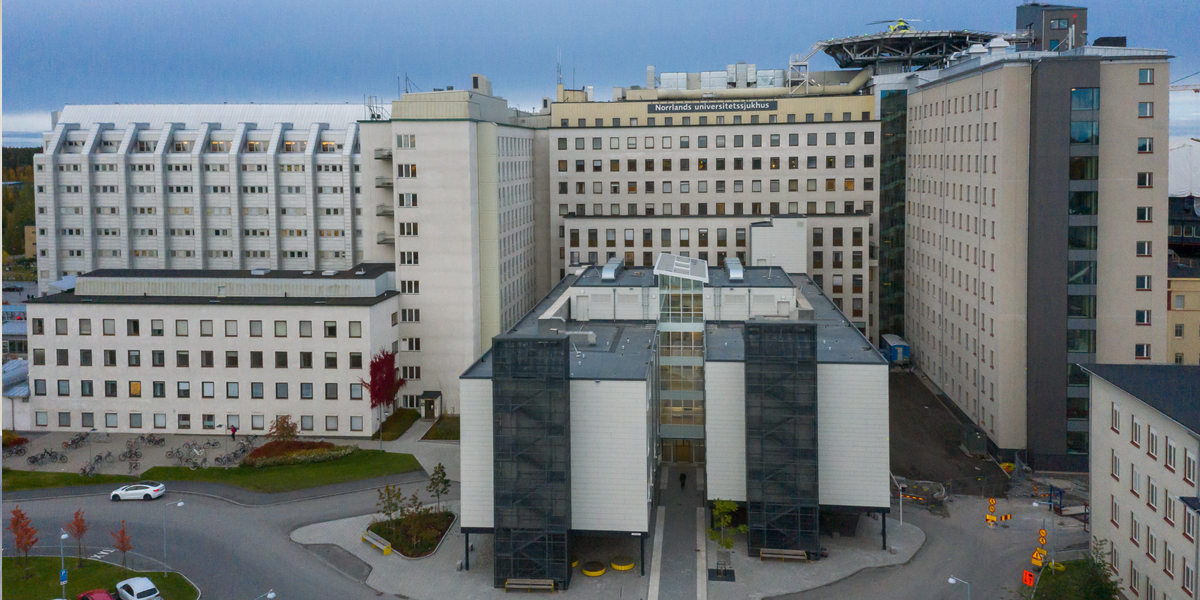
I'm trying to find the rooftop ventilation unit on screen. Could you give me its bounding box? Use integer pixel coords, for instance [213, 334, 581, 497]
[321, 270, 337, 277]
[726, 256, 745, 282]
[601, 256, 624, 282]
[250, 268, 269, 276]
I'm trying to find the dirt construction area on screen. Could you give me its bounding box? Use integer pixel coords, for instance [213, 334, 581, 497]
[889, 370, 1010, 498]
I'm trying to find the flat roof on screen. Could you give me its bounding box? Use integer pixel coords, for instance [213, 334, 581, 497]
[55, 104, 368, 131]
[78, 263, 394, 281]
[1169, 261, 1200, 279]
[570, 264, 793, 288]
[1083, 364, 1200, 435]
[28, 289, 398, 308]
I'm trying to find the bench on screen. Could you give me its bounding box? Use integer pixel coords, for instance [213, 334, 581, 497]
[361, 530, 392, 555]
[759, 548, 809, 562]
[504, 578, 555, 593]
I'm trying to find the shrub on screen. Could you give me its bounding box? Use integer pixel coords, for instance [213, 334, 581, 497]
[2, 431, 28, 448]
[240, 445, 357, 468]
[246, 440, 333, 461]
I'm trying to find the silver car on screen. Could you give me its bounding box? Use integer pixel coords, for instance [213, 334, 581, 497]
[116, 577, 161, 600]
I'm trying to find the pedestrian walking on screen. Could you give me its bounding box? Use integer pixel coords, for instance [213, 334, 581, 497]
[679, 471, 687, 489]
[229, 425, 237, 441]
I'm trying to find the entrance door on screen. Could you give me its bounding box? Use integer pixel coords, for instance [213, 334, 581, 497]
[423, 398, 436, 419]
[674, 439, 692, 463]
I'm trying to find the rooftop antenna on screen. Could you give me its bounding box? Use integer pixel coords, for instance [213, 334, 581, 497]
[556, 48, 562, 85]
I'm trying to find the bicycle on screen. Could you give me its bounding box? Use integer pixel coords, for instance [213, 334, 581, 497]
[144, 434, 165, 447]
[118, 448, 142, 462]
[79, 463, 96, 477]
[127, 460, 140, 474]
[62, 431, 90, 450]
[203, 440, 221, 449]
[3, 445, 28, 458]
[187, 457, 209, 470]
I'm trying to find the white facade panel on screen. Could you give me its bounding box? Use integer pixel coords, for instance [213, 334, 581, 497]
[817, 363, 890, 508]
[705, 361, 747, 502]
[459, 378, 495, 529]
[569, 379, 652, 533]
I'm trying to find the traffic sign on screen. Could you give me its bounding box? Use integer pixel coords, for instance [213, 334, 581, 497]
[1023, 570, 1036, 586]
[989, 505, 996, 513]
[1032, 557, 1043, 567]
[1039, 536, 1047, 545]
[989, 498, 996, 506]
[1033, 548, 1047, 558]
[999, 514, 1012, 521]
[60, 569, 68, 585]
[986, 514, 997, 522]
[1039, 528, 1047, 537]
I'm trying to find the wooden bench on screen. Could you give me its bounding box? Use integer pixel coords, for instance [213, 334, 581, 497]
[504, 578, 555, 593]
[759, 548, 809, 562]
[361, 530, 392, 555]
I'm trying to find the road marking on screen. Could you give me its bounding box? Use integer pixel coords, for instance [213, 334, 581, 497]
[696, 507, 707, 600]
[647, 506, 666, 600]
[88, 548, 115, 560]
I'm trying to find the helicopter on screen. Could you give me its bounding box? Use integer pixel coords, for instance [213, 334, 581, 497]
[866, 18, 932, 33]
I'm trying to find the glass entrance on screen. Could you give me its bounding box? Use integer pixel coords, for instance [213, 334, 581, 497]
[661, 439, 705, 464]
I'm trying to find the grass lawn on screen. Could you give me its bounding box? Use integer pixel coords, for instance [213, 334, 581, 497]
[421, 416, 460, 441]
[139, 449, 422, 493]
[1031, 560, 1102, 599]
[2, 556, 198, 600]
[372, 409, 421, 441]
[2, 468, 138, 492]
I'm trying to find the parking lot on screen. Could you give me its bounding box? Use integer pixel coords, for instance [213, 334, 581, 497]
[888, 370, 1010, 497]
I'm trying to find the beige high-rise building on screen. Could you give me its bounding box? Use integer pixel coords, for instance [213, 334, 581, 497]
[1168, 263, 1200, 365]
[883, 42, 1172, 470]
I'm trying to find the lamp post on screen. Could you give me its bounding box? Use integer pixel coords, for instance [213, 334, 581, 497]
[59, 529, 69, 599]
[252, 590, 276, 600]
[162, 500, 184, 576]
[948, 576, 971, 600]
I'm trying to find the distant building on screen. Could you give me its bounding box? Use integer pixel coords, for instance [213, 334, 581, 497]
[1169, 140, 1200, 259]
[1084, 363, 1199, 600]
[1016, 3, 1088, 51]
[1169, 261, 1200, 364]
[23, 225, 35, 258]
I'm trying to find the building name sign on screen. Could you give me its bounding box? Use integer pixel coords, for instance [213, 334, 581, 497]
[647, 100, 778, 114]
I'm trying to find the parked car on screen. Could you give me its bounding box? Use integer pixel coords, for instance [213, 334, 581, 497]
[78, 590, 117, 600]
[116, 577, 161, 600]
[110, 481, 166, 501]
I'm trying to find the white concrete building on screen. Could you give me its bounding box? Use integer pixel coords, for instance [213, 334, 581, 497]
[886, 44, 1172, 470]
[16, 265, 399, 436]
[1085, 364, 1199, 600]
[459, 255, 889, 589]
[33, 104, 386, 292]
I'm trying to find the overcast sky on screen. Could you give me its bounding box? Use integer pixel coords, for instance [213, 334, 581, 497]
[3, 0, 1198, 146]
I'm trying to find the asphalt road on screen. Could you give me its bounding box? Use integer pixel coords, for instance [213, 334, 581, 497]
[3, 477, 451, 599]
[774, 496, 1091, 600]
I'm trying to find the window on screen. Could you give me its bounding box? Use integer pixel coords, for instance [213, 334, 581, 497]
[226, 351, 238, 368]
[325, 383, 338, 400]
[1139, 68, 1154, 84]
[1139, 102, 1154, 118]
[350, 383, 363, 400]
[351, 416, 363, 432]
[325, 416, 338, 431]
[200, 320, 213, 337]
[250, 351, 263, 369]
[301, 383, 314, 400]
[1137, 172, 1153, 188]
[176, 351, 189, 368]
[202, 382, 215, 398]
[228, 382, 242, 398]
[1136, 275, 1152, 291]
[103, 319, 116, 336]
[175, 320, 188, 336]
[301, 416, 314, 431]
[1136, 310, 1152, 325]
[325, 352, 338, 369]
[177, 381, 191, 398]
[252, 415, 265, 430]
[251, 382, 263, 399]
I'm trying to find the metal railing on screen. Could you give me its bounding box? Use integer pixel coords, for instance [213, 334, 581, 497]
[374, 148, 393, 160]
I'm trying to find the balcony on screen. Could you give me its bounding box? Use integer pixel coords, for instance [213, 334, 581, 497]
[377, 231, 395, 245]
[374, 148, 393, 160]
[375, 177, 393, 189]
[376, 203, 394, 217]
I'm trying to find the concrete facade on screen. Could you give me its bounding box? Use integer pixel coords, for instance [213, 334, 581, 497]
[1169, 263, 1200, 365]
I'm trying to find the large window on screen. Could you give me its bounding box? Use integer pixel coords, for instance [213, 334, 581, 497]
[1067, 226, 1097, 250]
[1070, 88, 1099, 110]
[1069, 121, 1098, 145]
[1068, 157, 1098, 180]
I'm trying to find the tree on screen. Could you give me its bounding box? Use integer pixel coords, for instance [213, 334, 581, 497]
[426, 463, 451, 513]
[360, 349, 406, 442]
[8, 505, 39, 578]
[376, 483, 405, 539]
[63, 509, 90, 567]
[1075, 537, 1123, 600]
[707, 499, 747, 574]
[111, 520, 134, 570]
[268, 415, 299, 442]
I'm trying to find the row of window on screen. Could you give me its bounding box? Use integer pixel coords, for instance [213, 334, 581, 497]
[557, 177, 873, 195]
[32, 348, 366, 370]
[558, 131, 876, 151]
[556, 111, 872, 128]
[560, 155, 875, 173]
[32, 318, 363, 338]
[33, 379, 363, 400]
[40, 185, 361, 195]
[570, 227, 746, 248]
[559, 199, 873, 221]
[33, 410, 363, 433]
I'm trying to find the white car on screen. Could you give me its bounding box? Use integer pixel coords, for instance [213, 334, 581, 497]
[110, 481, 166, 501]
[116, 577, 161, 600]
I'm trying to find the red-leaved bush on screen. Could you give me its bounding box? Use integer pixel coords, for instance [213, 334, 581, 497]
[246, 440, 334, 461]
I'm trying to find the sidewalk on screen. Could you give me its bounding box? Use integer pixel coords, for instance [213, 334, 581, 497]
[350, 417, 461, 482]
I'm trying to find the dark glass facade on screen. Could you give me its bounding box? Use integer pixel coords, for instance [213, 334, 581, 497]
[491, 336, 572, 589]
[878, 89, 908, 338]
[743, 322, 820, 555]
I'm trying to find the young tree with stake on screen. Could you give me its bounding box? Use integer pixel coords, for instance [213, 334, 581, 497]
[111, 520, 134, 570]
[426, 462, 451, 513]
[8, 505, 39, 578]
[63, 509, 90, 568]
[360, 348, 406, 449]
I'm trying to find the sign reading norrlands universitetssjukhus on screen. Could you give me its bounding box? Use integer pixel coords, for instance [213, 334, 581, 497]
[647, 100, 778, 113]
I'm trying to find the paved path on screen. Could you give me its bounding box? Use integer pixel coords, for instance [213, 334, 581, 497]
[660, 464, 704, 600]
[351, 417, 461, 482]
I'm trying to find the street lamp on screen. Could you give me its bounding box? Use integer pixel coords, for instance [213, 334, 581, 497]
[948, 576, 971, 600]
[252, 591, 276, 599]
[162, 500, 184, 577]
[59, 529, 70, 599]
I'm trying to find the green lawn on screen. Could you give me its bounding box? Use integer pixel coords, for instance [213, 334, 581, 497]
[372, 409, 421, 441]
[3, 556, 198, 600]
[1031, 559, 1116, 600]
[422, 416, 460, 441]
[2, 469, 138, 492]
[139, 449, 422, 493]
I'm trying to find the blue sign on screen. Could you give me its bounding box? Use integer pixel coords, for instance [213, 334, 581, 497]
[60, 568, 68, 585]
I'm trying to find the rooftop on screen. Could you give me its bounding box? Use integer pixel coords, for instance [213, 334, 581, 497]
[54, 104, 368, 131]
[77, 263, 394, 281]
[571, 263, 793, 288]
[27, 290, 398, 308]
[1083, 364, 1200, 435]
